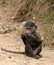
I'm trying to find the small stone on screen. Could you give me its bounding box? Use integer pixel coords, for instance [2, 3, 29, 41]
[33, 17, 36, 20]
[12, 17, 14, 19]
[9, 56, 12, 58]
[0, 27, 6, 34]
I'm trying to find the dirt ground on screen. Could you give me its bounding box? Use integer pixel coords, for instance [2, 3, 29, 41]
[0, 31, 54, 65]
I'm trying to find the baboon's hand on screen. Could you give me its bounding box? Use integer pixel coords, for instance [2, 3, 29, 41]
[32, 51, 37, 56]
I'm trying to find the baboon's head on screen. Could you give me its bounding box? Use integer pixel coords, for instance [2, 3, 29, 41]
[24, 21, 37, 34]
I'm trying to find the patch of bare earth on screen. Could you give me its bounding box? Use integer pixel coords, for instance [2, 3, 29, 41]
[0, 31, 54, 65]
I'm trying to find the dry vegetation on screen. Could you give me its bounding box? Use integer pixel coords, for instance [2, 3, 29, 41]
[0, 0, 54, 47]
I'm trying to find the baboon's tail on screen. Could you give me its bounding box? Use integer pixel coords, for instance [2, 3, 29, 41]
[1, 47, 25, 54]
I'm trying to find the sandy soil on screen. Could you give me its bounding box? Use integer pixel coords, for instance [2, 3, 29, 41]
[0, 31, 54, 65]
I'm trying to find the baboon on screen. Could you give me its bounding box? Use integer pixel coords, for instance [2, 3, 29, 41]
[21, 21, 42, 59]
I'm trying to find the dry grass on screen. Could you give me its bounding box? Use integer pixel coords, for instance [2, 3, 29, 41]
[0, 0, 54, 47]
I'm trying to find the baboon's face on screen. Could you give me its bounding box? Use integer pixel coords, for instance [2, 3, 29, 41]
[24, 27, 36, 34]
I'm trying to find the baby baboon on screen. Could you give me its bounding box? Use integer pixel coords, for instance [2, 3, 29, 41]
[21, 21, 42, 59]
